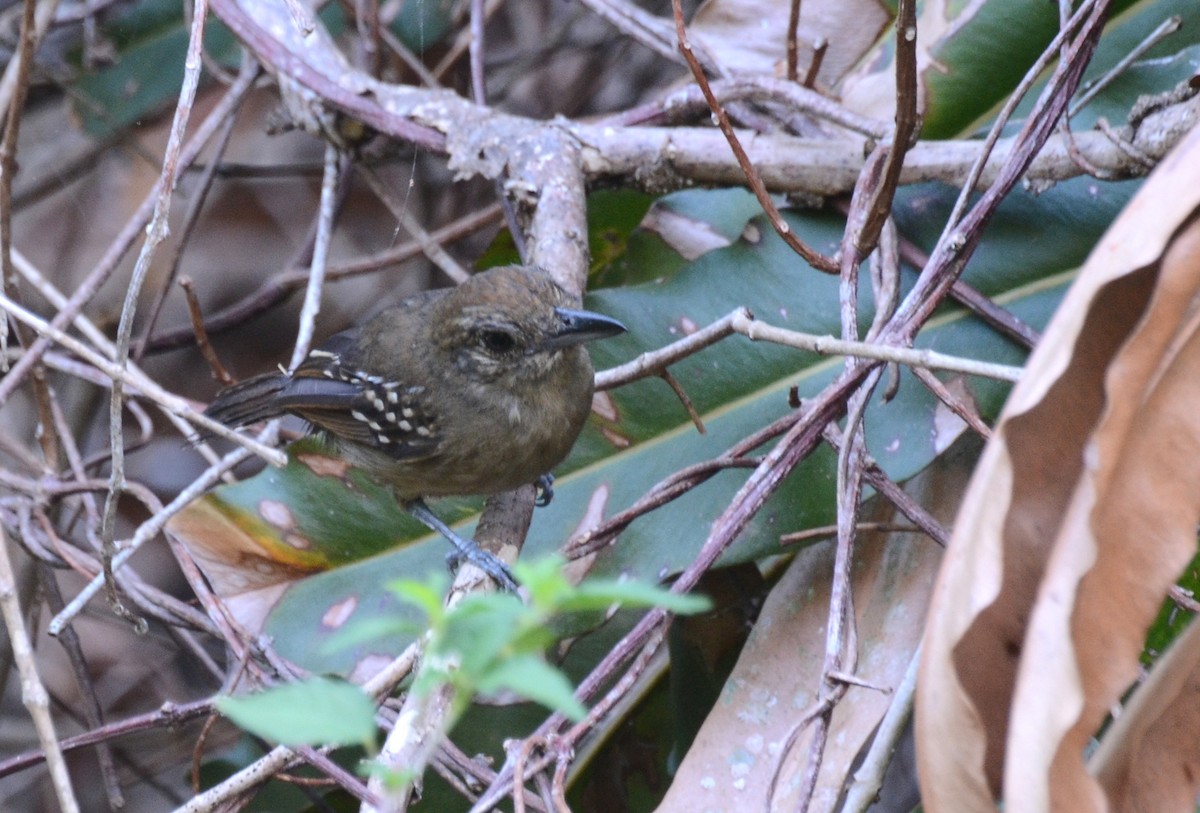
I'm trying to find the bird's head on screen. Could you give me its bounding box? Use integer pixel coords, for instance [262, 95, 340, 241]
[435, 266, 626, 387]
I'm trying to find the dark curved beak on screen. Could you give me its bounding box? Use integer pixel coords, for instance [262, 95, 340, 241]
[544, 307, 627, 349]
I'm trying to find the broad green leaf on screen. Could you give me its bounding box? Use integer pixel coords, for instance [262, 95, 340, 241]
[558, 581, 713, 615]
[477, 655, 588, 722]
[70, 0, 241, 138]
[390, 0, 457, 54]
[1000, 0, 1200, 133]
[839, 0, 1148, 138]
[217, 677, 376, 749]
[261, 216, 1069, 676]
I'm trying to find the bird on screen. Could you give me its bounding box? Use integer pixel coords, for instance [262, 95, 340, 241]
[203, 265, 627, 590]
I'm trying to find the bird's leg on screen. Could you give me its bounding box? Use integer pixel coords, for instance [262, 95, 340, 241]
[404, 499, 519, 592]
[534, 474, 554, 507]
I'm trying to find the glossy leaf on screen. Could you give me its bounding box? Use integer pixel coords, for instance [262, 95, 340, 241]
[217, 677, 376, 749]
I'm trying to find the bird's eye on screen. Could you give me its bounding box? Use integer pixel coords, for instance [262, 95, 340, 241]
[480, 329, 518, 354]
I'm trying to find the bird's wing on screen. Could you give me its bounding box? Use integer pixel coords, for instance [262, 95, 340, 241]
[281, 333, 439, 461]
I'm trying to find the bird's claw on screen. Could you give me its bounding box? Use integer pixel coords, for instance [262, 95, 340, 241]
[445, 547, 519, 592]
[534, 473, 555, 507]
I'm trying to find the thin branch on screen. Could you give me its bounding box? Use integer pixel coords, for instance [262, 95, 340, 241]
[179, 276, 234, 385]
[1070, 14, 1181, 118]
[0, 699, 214, 779]
[101, 0, 209, 628]
[0, 525, 80, 813]
[853, 0, 917, 259]
[841, 645, 921, 813]
[791, 368, 878, 811]
[668, 0, 836, 273]
[0, 0, 59, 471]
[786, 0, 802, 81]
[911, 366, 992, 440]
[730, 310, 1024, 382]
[132, 59, 251, 361]
[595, 308, 745, 390]
[802, 38, 826, 89]
[599, 76, 889, 138]
[288, 144, 344, 370]
[37, 563, 125, 807]
[48, 444, 256, 635]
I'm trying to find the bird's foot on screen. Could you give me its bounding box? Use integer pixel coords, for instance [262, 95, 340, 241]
[405, 498, 518, 591]
[444, 546, 518, 592]
[534, 473, 555, 507]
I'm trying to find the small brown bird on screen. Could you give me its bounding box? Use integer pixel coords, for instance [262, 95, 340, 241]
[205, 265, 626, 589]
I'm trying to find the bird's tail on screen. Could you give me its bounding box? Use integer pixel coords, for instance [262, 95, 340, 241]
[204, 372, 290, 428]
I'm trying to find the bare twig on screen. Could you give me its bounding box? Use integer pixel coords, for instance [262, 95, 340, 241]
[731, 310, 1023, 381]
[841, 645, 921, 813]
[802, 38, 826, 89]
[48, 444, 257, 636]
[132, 59, 253, 361]
[0, 699, 214, 779]
[37, 564, 125, 807]
[288, 144, 345, 369]
[854, 0, 917, 259]
[1070, 14, 1181, 118]
[941, 0, 1106, 272]
[911, 366, 992, 439]
[0, 289, 285, 464]
[668, 0, 836, 273]
[100, 0, 210, 629]
[180, 277, 235, 385]
[595, 308, 745, 390]
[601, 76, 889, 137]
[0, 0, 59, 474]
[790, 367, 877, 811]
[786, 0, 802, 81]
[0, 526, 80, 813]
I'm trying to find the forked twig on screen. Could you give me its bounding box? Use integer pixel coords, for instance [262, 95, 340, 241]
[668, 0, 836, 273]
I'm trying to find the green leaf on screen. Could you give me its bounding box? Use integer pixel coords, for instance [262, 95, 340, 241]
[433, 597, 533, 673]
[389, 576, 450, 623]
[70, 0, 240, 138]
[560, 582, 712, 615]
[389, 0, 457, 53]
[477, 655, 588, 722]
[217, 677, 377, 749]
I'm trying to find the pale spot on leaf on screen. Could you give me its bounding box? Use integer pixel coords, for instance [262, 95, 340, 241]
[298, 452, 351, 478]
[322, 596, 358, 629]
[283, 531, 313, 550]
[932, 377, 974, 454]
[591, 390, 619, 422]
[601, 426, 631, 448]
[259, 499, 296, 530]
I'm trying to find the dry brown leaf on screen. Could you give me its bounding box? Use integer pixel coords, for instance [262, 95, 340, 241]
[689, 0, 889, 85]
[1091, 610, 1200, 810]
[916, 117, 1200, 810]
[655, 445, 965, 813]
[165, 496, 318, 635]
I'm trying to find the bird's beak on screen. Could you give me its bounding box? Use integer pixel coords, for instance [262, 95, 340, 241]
[544, 307, 627, 349]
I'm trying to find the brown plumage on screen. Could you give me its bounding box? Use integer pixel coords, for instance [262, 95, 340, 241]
[204, 266, 625, 587]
